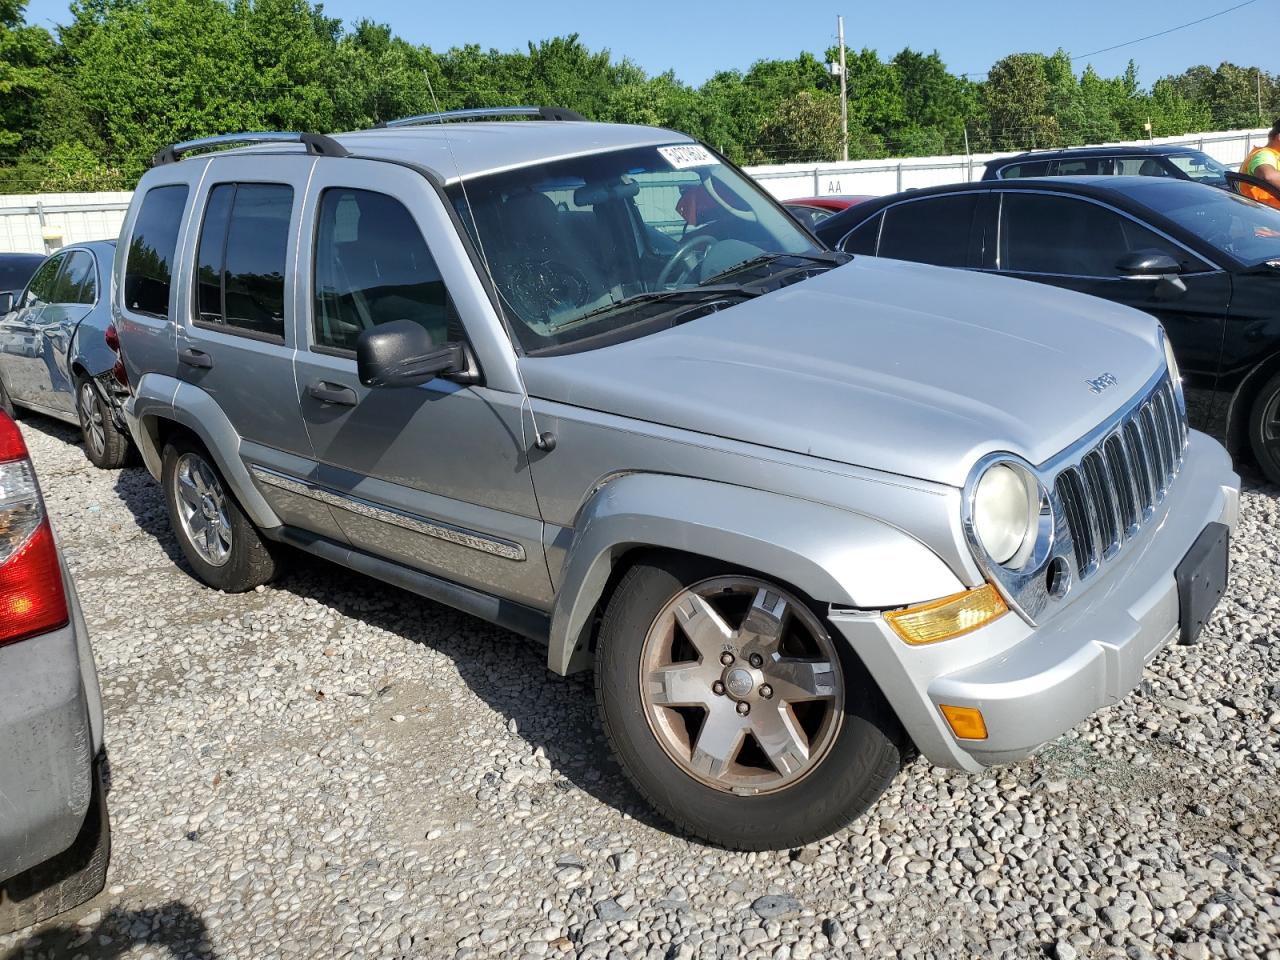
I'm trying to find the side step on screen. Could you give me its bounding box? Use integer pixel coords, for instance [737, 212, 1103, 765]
[271, 527, 550, 643]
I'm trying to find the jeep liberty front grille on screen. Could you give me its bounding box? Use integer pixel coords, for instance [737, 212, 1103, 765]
[1053, 375, 1187, 580]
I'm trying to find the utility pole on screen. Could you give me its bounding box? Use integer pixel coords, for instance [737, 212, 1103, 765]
[1258, 69, 1265, 127]
[837, 15, 848, 163]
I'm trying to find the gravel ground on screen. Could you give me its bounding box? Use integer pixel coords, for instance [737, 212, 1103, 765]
[2, 416, 1279, 960]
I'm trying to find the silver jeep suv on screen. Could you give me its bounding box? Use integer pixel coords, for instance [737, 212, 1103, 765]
[116, 108, 1240, 849]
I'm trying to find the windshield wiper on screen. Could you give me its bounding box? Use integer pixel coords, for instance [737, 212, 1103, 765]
[549, 284, 759, 331]
[699, 251, 850, 286]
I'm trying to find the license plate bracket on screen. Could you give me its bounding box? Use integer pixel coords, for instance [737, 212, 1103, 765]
[1175, 522, 1230, 645]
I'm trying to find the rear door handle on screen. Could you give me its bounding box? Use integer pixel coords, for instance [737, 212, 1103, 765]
[307, 381, 358, 406]
[179, 348, 213, 369]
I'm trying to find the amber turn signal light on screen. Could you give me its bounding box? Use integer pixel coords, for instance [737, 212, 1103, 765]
[883, 583, 1008, 645]
[940, 704, 988, 740]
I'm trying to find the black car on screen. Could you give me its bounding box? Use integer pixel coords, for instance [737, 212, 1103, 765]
[983, 145, 1229, 187]
[815, 176, 1280, 483]
[0, 253, 45, 307]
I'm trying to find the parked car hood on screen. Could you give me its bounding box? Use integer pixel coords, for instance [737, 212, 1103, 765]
[522, 257, 1165, 487]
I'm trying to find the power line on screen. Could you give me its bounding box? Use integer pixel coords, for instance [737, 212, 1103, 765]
[1071, 0, 1260, 62]
[960, 0, 1260, 77]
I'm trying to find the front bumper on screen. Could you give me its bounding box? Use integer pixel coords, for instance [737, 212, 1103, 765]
[830, 430, 1239, 773]
[0, 568, 103, 885]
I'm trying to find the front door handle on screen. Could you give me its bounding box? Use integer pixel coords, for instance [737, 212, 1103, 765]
[307, 381, 358, 406]
[179, 348, 213, 369]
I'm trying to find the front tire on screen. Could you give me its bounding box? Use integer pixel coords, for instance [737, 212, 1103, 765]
[76, 380, 130, 470]
[595, 555, 906, 849]
[162, 437, 279, 592]
[1248, 370, 1280, 486]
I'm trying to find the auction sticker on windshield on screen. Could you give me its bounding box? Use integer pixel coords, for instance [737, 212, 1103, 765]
[659, 144, 719, 169]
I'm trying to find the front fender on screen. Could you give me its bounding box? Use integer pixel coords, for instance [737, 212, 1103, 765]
[124, 372, 281, 530]
[547, 473, 964, 675]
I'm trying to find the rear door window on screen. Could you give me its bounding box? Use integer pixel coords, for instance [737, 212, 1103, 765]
[876, 195, 977, 268]
[51, 251, 96, 305]
[194, 182, 294, 340]
[1051, 157, 1115, 176]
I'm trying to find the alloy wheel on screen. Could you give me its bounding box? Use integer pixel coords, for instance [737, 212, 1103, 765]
[638, 577, 843, 795]
[78, 382, 106, 459]
[173, 452, 232, 567]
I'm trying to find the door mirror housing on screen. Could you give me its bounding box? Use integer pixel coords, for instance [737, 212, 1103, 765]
[1116, 250, 1182, 277]
[0, 292, 12, 315]
[356, 319, 464, 388]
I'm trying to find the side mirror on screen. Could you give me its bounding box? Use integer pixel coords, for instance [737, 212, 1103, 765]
[356, 319, 464, 388]
[1116, 250, 1182, 278]
[0, 292, 12, 315]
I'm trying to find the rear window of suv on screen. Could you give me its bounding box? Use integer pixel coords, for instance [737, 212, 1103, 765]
[124, 184, 189, 318]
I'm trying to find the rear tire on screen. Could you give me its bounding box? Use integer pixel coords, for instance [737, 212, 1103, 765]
[162, 436, 279, 592]
[76, 379, 130, 470]
[0, 373, 21, 420]
[595, 554, 906, 849]
[0, 759, 110, 936]
[1248, 370, 1280, 486]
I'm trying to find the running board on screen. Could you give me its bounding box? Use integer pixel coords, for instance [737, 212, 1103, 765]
[271, 527, 551, 643]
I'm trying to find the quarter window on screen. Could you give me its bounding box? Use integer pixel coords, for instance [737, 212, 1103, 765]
[839, 212, 882, 255]
[997, 161, 1050, 179]
[21, 253, 65, 309]
[312, 188, 456, 353]
[124, 184, 188, 318]
[999, 193, 1187, 276]
[194, 182, 293, 340]
[877, 195, 976, 268]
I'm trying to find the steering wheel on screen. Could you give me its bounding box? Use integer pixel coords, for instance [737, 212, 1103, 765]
[505, 258, 595, 318]
[704, 176, 759, 223]
[657, 234, 717, 287]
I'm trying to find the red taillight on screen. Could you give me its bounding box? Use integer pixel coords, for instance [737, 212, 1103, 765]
[0, 520, 68, 646]
[0, 412, 26, 463]
[112, 359, 128, 386]
[104, 323, 120, 353]
[0, 413, 69, 647]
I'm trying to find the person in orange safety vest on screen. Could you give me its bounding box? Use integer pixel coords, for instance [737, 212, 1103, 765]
[1240, 119, 1280, 209]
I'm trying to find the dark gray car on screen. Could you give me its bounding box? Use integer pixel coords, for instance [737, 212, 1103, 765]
[0, 241, 132, 468]
[0, 410, 109, 934]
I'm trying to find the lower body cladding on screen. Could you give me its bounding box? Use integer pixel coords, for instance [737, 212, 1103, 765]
[831, 431, 1240, 774]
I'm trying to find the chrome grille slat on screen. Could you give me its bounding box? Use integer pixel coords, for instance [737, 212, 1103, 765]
[1052, 375, 1186, 581]
[1104, 433, 1140, 535]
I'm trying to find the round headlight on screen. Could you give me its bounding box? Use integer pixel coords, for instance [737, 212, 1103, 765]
[972, 462, 1039, 566]
[1162, 330, 1181, 385]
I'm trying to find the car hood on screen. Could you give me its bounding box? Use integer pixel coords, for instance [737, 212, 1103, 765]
[522, 257, 1165, 487]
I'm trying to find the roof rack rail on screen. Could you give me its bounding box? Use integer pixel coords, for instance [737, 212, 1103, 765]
[150, 131, 350, 167]
[378, 106, 585, 129]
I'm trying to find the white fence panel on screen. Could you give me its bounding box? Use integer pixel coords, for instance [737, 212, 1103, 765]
[0, 192, 133, 253]
[0, 127, 1271, 251]
[745, 127, 1270, 199]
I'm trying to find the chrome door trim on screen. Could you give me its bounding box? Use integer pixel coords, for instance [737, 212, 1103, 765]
[249, 464, 527, 561]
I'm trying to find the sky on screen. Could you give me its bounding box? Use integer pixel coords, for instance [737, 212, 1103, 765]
[18, 0, 1275, 88]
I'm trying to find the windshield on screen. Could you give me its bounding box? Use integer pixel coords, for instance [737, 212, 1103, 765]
[1166, 151, 1228, 184]
[1132, 182, 1280, 265]
[446, 143, 824, 352]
